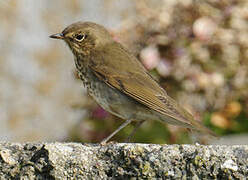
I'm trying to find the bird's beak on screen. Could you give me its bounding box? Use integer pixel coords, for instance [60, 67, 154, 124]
[49, 33, 64, 40]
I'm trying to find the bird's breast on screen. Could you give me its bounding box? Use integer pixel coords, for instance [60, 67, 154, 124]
[75, 59, 160, 122]
[77, 68, 123, 117]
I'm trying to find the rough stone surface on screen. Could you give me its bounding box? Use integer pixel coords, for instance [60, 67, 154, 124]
[0, 143, 247, 179]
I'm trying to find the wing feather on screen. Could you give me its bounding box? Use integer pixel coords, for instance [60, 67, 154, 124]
[90, 42, 193, 126]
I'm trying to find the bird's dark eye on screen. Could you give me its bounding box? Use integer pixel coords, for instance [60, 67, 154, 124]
[75, 34, 85, 41]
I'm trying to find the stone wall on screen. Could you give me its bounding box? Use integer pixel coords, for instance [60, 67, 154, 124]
[0, 143, 247, 179]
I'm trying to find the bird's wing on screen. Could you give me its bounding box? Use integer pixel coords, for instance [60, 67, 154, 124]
[89, 42, 194, 125]
[89, 42, 217, 137]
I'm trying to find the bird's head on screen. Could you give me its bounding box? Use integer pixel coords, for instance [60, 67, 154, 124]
[50, 21, 113, 56]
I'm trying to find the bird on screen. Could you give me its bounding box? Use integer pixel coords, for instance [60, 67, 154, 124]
[50, 21, 216, 144]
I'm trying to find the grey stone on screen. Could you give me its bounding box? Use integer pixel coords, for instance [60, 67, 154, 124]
[0, 143, 247, 179]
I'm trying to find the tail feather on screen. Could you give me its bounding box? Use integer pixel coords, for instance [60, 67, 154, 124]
[192, 120, 219, 138]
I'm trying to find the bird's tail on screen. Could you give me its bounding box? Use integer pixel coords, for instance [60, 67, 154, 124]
[191, 120, 219, 139]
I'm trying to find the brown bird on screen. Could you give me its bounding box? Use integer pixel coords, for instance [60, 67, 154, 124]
[50, 21, 216, 144]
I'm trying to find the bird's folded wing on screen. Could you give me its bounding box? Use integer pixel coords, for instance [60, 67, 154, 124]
[89, 42, 194, 126]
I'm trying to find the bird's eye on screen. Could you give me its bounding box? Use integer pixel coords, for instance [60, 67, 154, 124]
[75, 34, 85, 41]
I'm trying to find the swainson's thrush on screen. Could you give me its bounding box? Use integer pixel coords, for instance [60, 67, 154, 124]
[50, 22, 216, 143]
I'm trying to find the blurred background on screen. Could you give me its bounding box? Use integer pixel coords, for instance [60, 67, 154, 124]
[0, 0, 247, 144]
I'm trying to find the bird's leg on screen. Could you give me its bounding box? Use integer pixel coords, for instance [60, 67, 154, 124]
[125, 120, 145, 142]
[101, 119, 132, 145]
